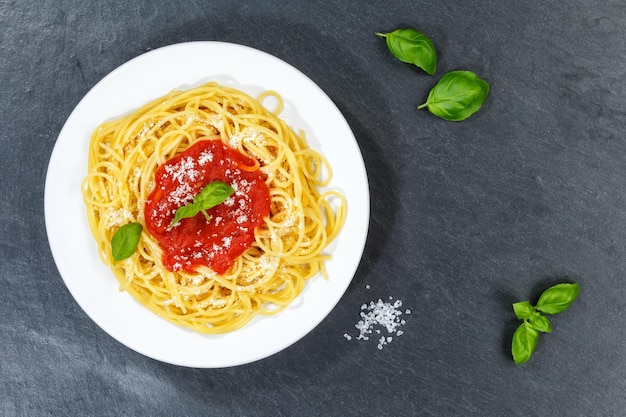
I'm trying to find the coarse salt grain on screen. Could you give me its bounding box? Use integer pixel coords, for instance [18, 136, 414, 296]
[343, 295, 408, 349]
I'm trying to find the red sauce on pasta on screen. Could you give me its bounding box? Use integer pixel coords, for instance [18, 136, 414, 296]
[144, 140, 270, 274]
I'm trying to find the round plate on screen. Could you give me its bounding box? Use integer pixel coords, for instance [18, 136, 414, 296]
[44, 41, 369, 368]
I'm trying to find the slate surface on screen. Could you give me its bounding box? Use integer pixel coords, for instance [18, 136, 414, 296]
[2, 0, 626, 416]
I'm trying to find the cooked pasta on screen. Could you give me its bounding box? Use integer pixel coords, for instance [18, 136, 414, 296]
[82, 82, 346, 334]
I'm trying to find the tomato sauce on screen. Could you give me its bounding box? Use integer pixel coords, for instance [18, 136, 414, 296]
[144, 140, 270, 275]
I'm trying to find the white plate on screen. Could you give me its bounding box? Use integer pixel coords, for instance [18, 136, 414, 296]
[44, 41, 369, 368]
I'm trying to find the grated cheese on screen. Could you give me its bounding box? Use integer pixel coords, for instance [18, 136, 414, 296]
[103, 208, 132, 228]
[198, 150, 214, 165]
[164, 156, 199, 184]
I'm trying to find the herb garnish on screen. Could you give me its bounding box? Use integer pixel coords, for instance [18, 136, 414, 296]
[377, 27, 491, 121]
[376, 29, 437, 75]
[111, 222, 142, 262]
[511, 283, 580, 364]
[418, 70, 490, 121]
[170, 180, 234, 227]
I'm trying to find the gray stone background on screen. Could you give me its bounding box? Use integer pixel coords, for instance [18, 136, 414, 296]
[2, 0, 626, 416]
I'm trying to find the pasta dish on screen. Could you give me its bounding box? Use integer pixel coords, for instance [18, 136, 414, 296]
[82, 82, 346, 334]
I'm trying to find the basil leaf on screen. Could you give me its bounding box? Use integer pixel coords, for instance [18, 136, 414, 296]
[111, 222, 142, 262]
[418, 70, 490, 121]
[171, 203, 201, 226]
[512, 301, 535, 320]
[528, 314, 552, 333]
[512, 322, 539, 365]
[536, 283, 580, 315]
[376, 29, 437, 75]
[171, 181, 234, 226]
[194, 180, 234, 207]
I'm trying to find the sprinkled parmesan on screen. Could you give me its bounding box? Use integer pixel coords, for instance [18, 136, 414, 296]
[200, 298, 227, 309]
[168, 183, 193, 206]
[343, 293, 409, 349]
[103, 208, 133, 228]
[190, 275, 205, 285]
[259, 255, 279, 272]
[228, 133, 240, 149]
[137, 120, 156, 138]
[210, 114, 224, 130]
[228, 127, 265, 149]
[164, 156, 199, 184]
[198, 150, 214, 165]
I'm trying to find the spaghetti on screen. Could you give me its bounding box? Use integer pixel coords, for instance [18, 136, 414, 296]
[82, 82, 346, 334]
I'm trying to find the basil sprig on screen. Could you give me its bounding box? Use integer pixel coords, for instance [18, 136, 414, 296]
[511, 283, 580, 365]
[376, 29, 437, 75]
[170, 180, 234, 226]
[111, 222, 142, 262]
[418, 70, 490, 121]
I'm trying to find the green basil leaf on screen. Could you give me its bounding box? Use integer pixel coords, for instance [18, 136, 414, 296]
[536, 283, 580, 315]
[111, 222, 142, 262]
[376, 29, 437, 75]
[194, 180, 234, 207]
[418, 70, 490, 121]
[528, 314, 552, 333]
[512, 301, 535, 320]
[512, 322, 539, 365]
[171, 203, 201, 226]
[171, 181, 234, 226]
